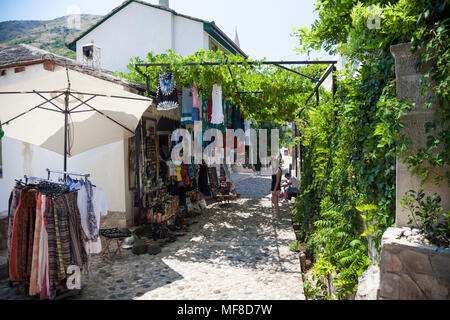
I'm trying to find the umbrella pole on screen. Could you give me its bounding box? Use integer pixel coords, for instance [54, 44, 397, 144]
[64, 90, 69, 182]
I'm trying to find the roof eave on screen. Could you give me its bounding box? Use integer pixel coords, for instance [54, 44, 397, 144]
[0, 57, 145, 93]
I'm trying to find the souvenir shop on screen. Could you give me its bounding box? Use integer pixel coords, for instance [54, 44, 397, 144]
[130, 72, 245, 232]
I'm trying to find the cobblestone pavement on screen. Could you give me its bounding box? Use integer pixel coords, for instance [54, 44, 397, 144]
[0, 173, 304, 300]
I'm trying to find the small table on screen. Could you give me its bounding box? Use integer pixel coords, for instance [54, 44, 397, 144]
[101, 237, 125, 257]
[99, 228, 129, 258]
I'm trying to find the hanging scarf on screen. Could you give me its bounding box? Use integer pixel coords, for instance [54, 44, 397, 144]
[181, 87, 194, 125]
[192, 85, 201, 122]
[82, 179, 98, 242]
[156, 72, 179, 110]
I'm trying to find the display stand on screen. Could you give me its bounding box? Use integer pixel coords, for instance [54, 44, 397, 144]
[8, 170, 91, 300]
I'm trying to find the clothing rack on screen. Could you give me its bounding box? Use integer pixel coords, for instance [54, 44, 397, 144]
[46, 168, 90, 181]
[8, 178, 84, 299]
[23, 175, 66, 186]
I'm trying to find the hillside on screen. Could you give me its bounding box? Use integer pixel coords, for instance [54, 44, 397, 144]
[0, 14, 102, 59]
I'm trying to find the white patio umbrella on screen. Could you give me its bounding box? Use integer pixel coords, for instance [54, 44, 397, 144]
[0, 67, 152, 175]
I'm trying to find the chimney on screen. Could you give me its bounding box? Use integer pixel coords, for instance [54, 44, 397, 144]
[159, 0, 169, 8]
[82, 41, 101, 70]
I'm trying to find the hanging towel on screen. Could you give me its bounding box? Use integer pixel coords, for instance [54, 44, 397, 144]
[156, 72, 179, 110]
[225, 99, 232, 127]
[181, 87, 194, 125]
[232, 105, 242, 130]
[211, 84, 224, 124]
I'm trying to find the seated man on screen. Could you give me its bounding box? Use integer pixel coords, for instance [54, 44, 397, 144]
[280, 173, 299, 202]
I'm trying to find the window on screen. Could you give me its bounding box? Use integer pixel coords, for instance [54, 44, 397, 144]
[209, 37, 231, 55]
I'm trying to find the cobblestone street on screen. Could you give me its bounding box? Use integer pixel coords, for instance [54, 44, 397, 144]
[0, 172, 304, 300]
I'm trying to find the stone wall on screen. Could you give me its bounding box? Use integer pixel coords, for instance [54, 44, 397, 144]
[100, 211, 128, 229]
[379, 227, 450, 300]
[390, 42, 450, 227]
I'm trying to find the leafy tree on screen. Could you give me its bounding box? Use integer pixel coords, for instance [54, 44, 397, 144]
[292, 0, 448, 299]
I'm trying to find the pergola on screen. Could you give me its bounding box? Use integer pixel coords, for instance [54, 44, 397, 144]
[134, 59, 338, 178]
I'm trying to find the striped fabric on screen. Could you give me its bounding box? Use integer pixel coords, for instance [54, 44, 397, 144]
[7, 189, 20, 267]
[9, 189, 36, 282]
[29, 193, 43, 296]
[53, 197, 71, 278]
[9, 189, 87, 298]
[46, 199, 60, 290]
[181, 87, 193, 125]
[66, 192, 87, 268]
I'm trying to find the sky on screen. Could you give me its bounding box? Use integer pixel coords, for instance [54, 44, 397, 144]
[0, 0, 333, 61]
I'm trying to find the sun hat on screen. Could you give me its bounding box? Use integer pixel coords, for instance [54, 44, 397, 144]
[121, 236, 135, 249]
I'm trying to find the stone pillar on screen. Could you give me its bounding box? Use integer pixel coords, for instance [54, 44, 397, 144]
[390, 43, 450, 228]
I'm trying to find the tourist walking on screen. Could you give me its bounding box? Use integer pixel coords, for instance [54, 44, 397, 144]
[271, 159, 282, 221]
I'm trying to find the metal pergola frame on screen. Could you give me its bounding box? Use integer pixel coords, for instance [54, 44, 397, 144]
[135, 60, 337, 95]
[0, 68, 151, 181]
[135, 59, 337, 179]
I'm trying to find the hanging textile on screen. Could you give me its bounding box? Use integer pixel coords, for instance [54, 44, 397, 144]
[29, 193, 43, 296]
[176, 167, 182, 182]
[181, 164, 190, 186]
[201, 93, 209, 148]
[9, 189, 36, 282]
[181, 87, 194, 125]
[83, 179, 98, 242]
[38, 196, 50, 300]
[8, 175, 100, 299]
[207, 97, 212, 122]
[198, 162, 210, 196]
[7, 188, 20, 268]
[245, 120, 251, 146]
[225, 99, 232, 127]
[208, 96, 226, 133]
[156, 72, 179, 110]
[77, 183, 108, 255]
[192, 85, 201, 122]
[211, 84, 224, 125]
[232, 105, 242, 131]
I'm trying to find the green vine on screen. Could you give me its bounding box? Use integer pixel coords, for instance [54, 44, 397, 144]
[117, 50, 322, 122]
[292, 0, 447, 299]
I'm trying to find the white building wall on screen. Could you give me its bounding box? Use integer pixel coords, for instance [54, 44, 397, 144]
[76, 2, 173, 73]
[203, 32, 210, 51]
[173, 16, 205, 55]
[68, 141, 127, 213]
[0, 64, 64, 216]
[75, 2, 208, 73]
[0, 138, 63, 217]
[70, 2, 212, 225]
